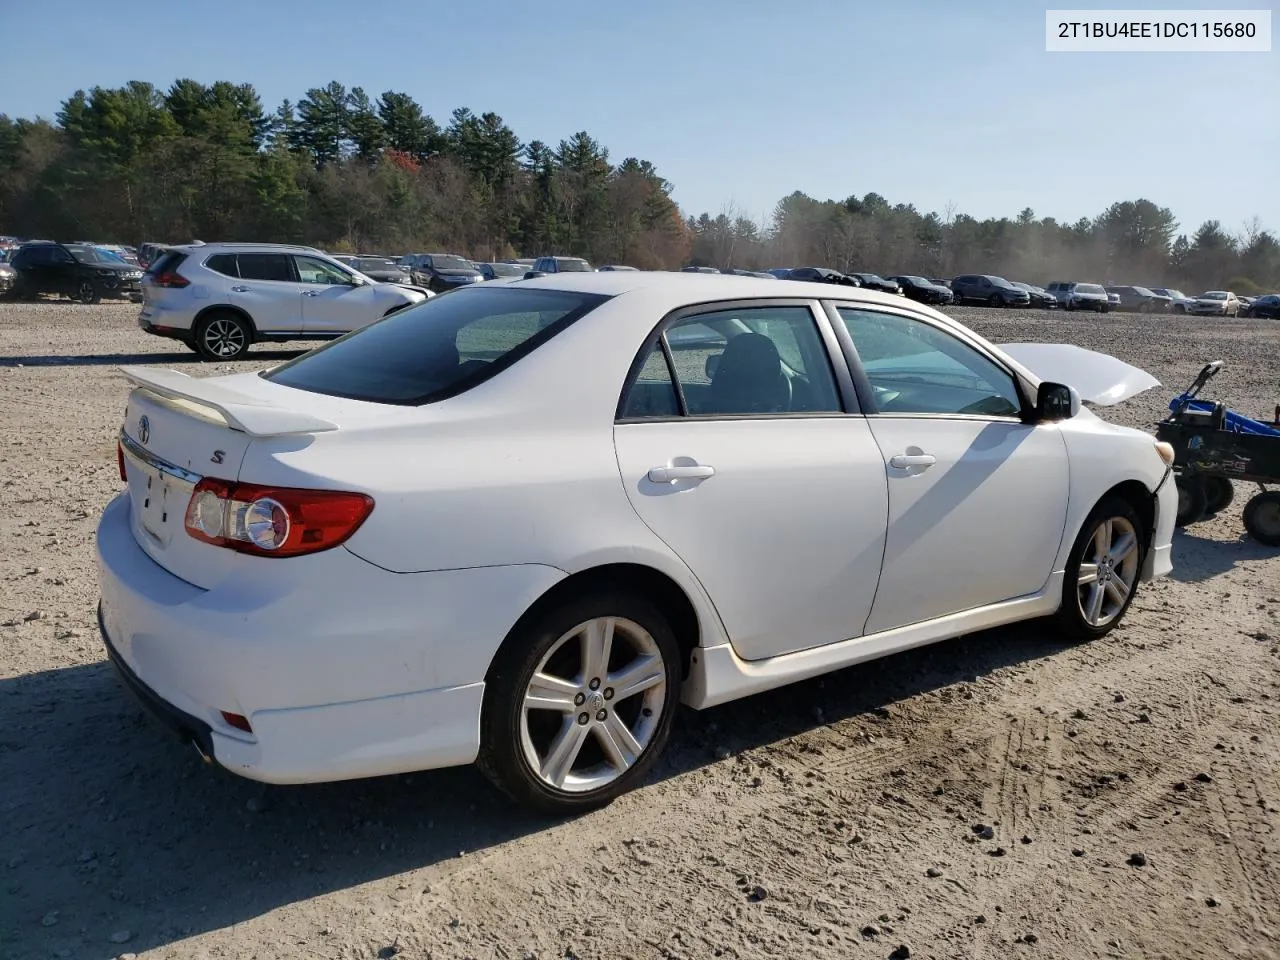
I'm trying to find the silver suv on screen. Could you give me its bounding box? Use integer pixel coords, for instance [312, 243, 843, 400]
[528, 256, 593, 276]
[139, 243, 433, 360]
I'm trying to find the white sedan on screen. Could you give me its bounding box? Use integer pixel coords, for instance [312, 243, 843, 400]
[1185, 290, 1241, 317]
[96, 273, 1177, 812]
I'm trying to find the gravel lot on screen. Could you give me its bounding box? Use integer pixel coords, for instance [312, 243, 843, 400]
[2, 300, 1279, 960]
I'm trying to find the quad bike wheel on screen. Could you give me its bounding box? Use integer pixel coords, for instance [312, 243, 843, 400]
[1174, 476, 1207, 527]
[1203, 476, 1234, 516]
[1243, 491, 1280, 547]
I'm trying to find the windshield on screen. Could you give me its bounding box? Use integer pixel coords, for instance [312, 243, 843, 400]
[487, 262, 524, 276]
[556, 259, 592, 272]
[263, 286, 610, 405]
[1076, 283, 1105, 295]
[66, 245, 112, 264]
[429, 255, 474, 271]
[985, 275, 1013, 288]
[95, 247, 127, 263]
[1199, 291, 1228, 299]
[356, 258, 398, 271]
[1132, 286, 1156, 296]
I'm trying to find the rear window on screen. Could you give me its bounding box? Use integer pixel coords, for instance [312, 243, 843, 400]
[147, 251, 188, 275]
[263, 286, 610, 405]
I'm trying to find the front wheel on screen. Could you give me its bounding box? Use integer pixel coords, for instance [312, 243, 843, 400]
[477, 590, 682, 813]
[195, 312, 252, 361]
[76, 280, 101, 305]
[1056, 496, 1146, 641]
[1243, 491, 1280, 546]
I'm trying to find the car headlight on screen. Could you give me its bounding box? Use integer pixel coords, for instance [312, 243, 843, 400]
[1154, 440, 1176, 466]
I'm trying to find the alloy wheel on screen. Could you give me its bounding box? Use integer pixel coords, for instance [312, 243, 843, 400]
[518, 616, 667, 793]
[1076, 516, 1141, 628]
[202, 318, 247, 358]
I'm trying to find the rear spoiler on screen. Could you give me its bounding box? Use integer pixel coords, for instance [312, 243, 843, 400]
[120, 366, 338, 436]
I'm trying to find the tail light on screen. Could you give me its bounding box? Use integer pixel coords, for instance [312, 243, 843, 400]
[184, 479, 374, 557]
[150, 271, 189, 288]
[117, 441, 127, 482]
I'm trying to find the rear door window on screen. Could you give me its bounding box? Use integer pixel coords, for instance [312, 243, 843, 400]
[202, 253, 237, 277]
[237, 254, 295, 282]
[263, 286, 610, 404]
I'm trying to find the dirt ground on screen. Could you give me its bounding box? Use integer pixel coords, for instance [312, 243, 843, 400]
[2, 300, 1279, 960]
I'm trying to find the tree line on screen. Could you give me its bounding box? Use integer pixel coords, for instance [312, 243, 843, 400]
[0, 79, 1275, 292]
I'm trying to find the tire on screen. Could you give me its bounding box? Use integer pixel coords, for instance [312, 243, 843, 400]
[477, 589, 683, 814]
[1203, 476, 1235, 516]
[76, 280, 101, 305]
[987, 294, 1001, 307]
[1243, 491, 1280, 547]
[1175, 476, 1208, 527]
[1065, 300, 1076, 311]
[1056, 495, 1147, 641]
[194, 311, 252, 361]
[1174, 304, 1186, 314]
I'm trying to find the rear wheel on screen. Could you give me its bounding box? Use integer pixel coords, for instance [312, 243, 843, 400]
[1056, 496, 1146, 641]
[477, 589, 682, 813]
[195, 312, 252, 361]
[1243, 491, 1280, 546]
[1175, 476, 1208, 527]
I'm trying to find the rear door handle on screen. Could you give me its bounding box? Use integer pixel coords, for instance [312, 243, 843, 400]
[889, 454, 937, 469]
[230, 286, 249, 293]
[648, 464, 716, 483]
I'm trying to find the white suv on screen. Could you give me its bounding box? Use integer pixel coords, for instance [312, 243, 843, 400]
[139, 243, 433, 360]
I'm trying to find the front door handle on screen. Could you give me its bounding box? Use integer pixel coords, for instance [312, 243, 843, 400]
[648, 464, 716, 483]
[230, 285, 249, 293]
[302, 290, 321, 297]
[889, 453, 937, 469]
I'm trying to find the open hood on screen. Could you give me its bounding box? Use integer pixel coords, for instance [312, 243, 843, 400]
[999, 343, 1161, 407]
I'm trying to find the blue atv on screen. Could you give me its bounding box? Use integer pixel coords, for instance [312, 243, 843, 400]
[1155, 361, 1280, 545]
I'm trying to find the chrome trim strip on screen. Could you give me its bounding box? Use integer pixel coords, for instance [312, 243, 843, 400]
[119, 429, 204, 486]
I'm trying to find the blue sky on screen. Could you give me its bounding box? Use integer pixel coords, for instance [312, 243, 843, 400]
[1, 0, 1276, 236]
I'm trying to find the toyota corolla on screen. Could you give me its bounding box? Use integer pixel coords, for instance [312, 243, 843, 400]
[97, 273, 1177, 812]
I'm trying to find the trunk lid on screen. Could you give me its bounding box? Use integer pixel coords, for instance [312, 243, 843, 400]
[117, 366, 360, 589]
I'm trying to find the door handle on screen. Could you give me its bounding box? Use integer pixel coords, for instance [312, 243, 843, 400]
[889, 453, 937, 469]
[647, 464, 716, 483]
[302, 290, 321, 297]
[230, 286, 249, 293]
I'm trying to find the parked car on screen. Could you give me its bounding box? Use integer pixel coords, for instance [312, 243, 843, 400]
[402, 253, 484, 293]
[765, 268, 794, 279]
[138, 242, 172, 270]
[951, 274, 1032, 307]
[886, 275, 953, 305]
[1149, 288, 1194, 313]
[1107, 292, 1122, 311]
[1242, 293, 1280, 319]
[1010, 282, 1058, 309]
[598, 264, 640, 272]
[680, 266, 721, 274]
[1185, 291, 1241, 317]
[1237, 295, 1255, 313]
[721, 268, 778, 279]
[477, 262, 528, 280]
[845, 272, 901, 295]
[0, 259, 15, 294]
[9, 240, 145, 304]
[1046, 281, 1110, 312]
[528, 256, 593, 277]
[785, 266, 859, 286]
[98, 271, 1177, 813]
[137, 242, 432, 361]
[335, 256, 412, 284]
[1104, 285, 1173, 313]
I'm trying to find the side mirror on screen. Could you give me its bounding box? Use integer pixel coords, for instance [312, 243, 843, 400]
[705, 353, 722, 379]
[1034, 381, 1080, 422]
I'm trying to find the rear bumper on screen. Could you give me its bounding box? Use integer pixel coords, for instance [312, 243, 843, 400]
[95, 493, 563, 784]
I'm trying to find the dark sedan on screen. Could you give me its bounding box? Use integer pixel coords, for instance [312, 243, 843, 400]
[344, 256, 412, 284]
[1104, 285, 1173, 313]
[784, 266, 860, 286]
[1243, 294, 1280, 319]
[950, 274, 1032, 307]
[846, 272, 901, 294]
[886, 275, 953, 304]
[1010, 281, 1058, 309]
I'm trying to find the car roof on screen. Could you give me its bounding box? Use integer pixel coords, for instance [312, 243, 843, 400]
[503, 269, 919, 308]
[169, 242, 324, 255]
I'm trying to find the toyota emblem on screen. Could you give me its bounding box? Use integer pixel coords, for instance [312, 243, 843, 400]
[138, 415, 151, 445]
